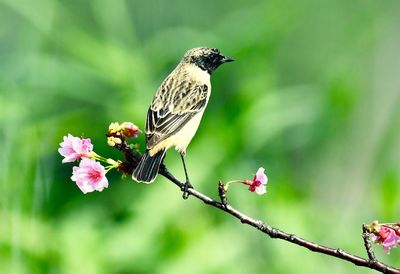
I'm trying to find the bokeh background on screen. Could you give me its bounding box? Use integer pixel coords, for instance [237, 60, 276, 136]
[1, 0, 400, 273]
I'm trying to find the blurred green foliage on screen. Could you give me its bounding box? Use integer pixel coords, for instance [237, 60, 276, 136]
[1, 0, 400, 273]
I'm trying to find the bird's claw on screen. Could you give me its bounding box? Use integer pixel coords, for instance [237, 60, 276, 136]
[182, 181, 193, 200]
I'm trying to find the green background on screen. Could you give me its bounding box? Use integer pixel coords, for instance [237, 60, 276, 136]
[1, 0, 400, 273]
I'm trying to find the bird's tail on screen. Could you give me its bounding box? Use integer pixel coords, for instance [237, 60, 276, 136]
[132, 149, 166, 183]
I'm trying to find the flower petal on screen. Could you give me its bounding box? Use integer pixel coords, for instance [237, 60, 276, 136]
[59, 134, 93, 163]
[255, 185, 267, 195]
[70, 158, 108, 194]
[255, 167, 268, 185]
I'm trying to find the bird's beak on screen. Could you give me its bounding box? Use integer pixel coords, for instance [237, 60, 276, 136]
[221, 55, 235, 63]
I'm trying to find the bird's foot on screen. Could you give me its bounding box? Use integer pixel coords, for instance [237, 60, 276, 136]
[181, 181, 193, 200]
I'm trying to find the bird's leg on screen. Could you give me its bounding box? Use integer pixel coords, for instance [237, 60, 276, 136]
[180, 153, 192, 199]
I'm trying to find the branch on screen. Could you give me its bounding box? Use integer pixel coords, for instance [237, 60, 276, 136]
[61, 127, 399, 272]
[111, 137, 399, 274]
[158, 165, 400, 274]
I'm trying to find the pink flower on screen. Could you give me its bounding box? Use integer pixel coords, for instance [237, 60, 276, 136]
[374, 226, 399, 254]
[245, 167, 268, 195]
[58, 134, 93, 163]
[71, 158, 109, 194]
[121, 122, 142, 138]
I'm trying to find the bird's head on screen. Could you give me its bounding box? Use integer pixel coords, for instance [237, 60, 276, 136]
[182, 47, 234, 74]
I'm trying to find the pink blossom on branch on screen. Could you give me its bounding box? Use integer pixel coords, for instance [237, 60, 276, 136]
[58, 134, 93, 163]
[71, 158, 109, 194]
[244, 167, 268, 195]
[374, 226, 399, 254]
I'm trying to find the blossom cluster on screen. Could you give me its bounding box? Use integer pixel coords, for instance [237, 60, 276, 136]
[58, 122, 141, 194]
[58, 134, 110, 193]
[367, 221, 400, 254]
[59, 122, 269, 198]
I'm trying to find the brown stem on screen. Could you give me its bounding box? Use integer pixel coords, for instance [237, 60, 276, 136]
[116, 141, 400, 274]
[218, 180, 228, 207]
[362, 224, 377, 262]
[157, 165, 400, 274]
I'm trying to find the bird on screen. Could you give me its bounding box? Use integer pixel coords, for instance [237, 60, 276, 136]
[132, 47, 234, 197]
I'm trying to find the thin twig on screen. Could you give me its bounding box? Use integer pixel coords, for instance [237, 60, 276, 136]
[158, 165, 400, 274]
[218, 180, 228, 207]
[363, 224, 377, 262]
[116, 143, 400, 274]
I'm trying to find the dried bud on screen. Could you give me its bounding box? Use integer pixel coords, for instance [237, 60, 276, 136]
[121, 122, 142, 138]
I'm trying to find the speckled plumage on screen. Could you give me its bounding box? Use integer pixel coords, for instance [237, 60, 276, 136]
[133, 47, 233, 183]
[146, 64, 210, 154]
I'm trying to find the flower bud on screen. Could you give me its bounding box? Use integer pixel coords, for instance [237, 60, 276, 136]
[108, 122, 122, 133]
[107, 136, 122, 147]
[121, 122, 142, 138]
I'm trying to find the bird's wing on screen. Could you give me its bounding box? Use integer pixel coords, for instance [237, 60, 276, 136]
[145, 80, 209, 149]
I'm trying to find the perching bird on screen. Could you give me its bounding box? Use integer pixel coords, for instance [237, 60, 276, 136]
[132, 47, 234, 195]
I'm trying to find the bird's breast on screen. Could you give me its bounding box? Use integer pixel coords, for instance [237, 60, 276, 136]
[184, 64, 211, 85]
[173, 110, 206, 153]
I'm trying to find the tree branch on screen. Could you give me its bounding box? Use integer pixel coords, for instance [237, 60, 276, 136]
[113, 140, 399, 274]
[158, 164, 400, 274]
